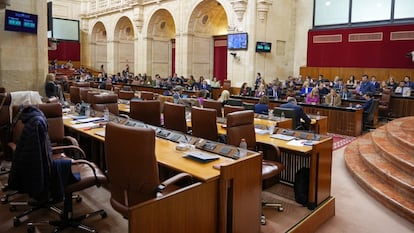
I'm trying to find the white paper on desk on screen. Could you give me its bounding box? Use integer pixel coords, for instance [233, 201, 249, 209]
[286, 140, 306, 147]
[255, 128, 269, 135]
[71, 122, 98, 129]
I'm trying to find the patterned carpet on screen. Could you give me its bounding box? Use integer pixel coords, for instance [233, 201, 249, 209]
[329, 133, 356, 150]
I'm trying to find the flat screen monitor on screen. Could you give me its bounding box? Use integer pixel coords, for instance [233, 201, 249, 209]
[50, 18, 80, 41]
[256, 42, 272, 53]
[227, 33, 248, 50]
[4, 9, 38, 34]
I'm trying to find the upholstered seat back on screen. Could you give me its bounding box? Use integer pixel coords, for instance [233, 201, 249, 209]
[140, 91, 154, 100]
[90, 94, 119, 115]
[203, 99, 222, 117]
[38, 103, 64, 143]
[224, 105, 244, 117]
[105, 123, 159, 216]
[163, 102, 187, 133]
[69, 86, 81, 104]
[118, 90, 134, 100]
[191, 107, 218, 141]
[226, 110, 256, 150]
[130, 100, 161, 126]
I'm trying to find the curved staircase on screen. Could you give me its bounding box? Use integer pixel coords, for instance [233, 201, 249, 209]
[344, 117, 414, 224]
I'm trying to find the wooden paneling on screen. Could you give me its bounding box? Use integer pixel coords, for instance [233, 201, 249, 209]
[389, 96, 414, 117]
[300, 66, 414, 82]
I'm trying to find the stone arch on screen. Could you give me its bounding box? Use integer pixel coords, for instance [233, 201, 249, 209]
[186, 0, 228, 81]
[91, 21, 108, 73]
[114, 16, 135, 75]
[146, 9, 176, 78]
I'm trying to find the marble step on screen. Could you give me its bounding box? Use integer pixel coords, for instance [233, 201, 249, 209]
[370, 126, 414, 176]
[386, 117, 414, 155]
[344, 141, 414, 224]
[358, 134, 414, 201]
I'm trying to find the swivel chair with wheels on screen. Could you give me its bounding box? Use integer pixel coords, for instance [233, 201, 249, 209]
[6, 105, 107, 232]
[163, 102, 188, 133]
[226, 110, 285, 225]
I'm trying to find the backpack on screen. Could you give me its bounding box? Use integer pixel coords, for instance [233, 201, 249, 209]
[294, 167, 310, 206]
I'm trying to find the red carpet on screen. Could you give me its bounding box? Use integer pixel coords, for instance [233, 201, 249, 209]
[328, 133, 356, 150]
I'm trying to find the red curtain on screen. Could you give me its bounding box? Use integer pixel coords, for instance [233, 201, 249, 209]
[48, 41, 80, 62]
[307, 24, 414, 68]
[213, 37, 228, 84]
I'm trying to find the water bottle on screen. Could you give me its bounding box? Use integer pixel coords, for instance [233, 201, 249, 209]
[281, 111, 285, 120]
[103, 107, 109, 121]
[85, 104, 90, 117]
[268, 109, 274, 120]
[316, 111, 320, 120]
[239, 138, 247, 157]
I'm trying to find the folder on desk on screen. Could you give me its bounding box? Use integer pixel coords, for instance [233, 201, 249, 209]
[271, 134, 296, 141]
[183, 152, 220, 163]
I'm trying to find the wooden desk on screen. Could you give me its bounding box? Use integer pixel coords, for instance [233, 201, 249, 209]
[231, 95, 360, 136]
[256, 129, 333, 209]
[63, 116, 262, 233]
[211, 118, 333, 209]
[388, 95, 414, 118]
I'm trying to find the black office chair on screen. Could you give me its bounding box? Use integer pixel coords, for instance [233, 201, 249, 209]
[226, 99, 243, 106]
[273, 107, 304, 130]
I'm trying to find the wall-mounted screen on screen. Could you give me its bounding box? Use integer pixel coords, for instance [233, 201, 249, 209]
[50, 18, 80, 41]
[256, 42, 272, 53]
[227, 33, 248, 50]
[4, 9, 38, 34]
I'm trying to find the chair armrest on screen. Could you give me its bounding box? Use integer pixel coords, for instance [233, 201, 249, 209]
[62, 136, 79, 146]
[119, 113, 130, 119]
[52, 145, 86, 159]
[71, 159, 100, 185]
[256, 141, 281, 162]
[156, 173, 193, 196]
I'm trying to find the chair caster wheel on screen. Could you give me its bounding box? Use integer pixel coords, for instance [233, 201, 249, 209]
[76, 196, 82, 203]
[9, 205, 16, 211]
[1, 196, 8, 204]
[260, 215, 266, 225]
[101, 211, 107, 218]
[13, 218, 21, 227]
[27, 226, 35, 233]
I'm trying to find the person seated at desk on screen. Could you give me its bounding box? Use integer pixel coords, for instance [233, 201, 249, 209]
[255, 83, 266, 98]
[300, 81, 312, 96]
[173, 86, 184, 104]
[324, 88, 341, 107]
[164, 85, 174, 96]
[280, 97, 311, 130]
[395, 81, 412, 97]
[339, 85, 353, 99]
[45, 73, 59, 98]
[305, 88, 320, 105]
[218, 90, 230, 106]
[210, 77, 221, 88]
[254, 95, 269, 115]
[198, 90, 208, 107]
[239, 82, 252, 96]
[268, 82, 281, 99]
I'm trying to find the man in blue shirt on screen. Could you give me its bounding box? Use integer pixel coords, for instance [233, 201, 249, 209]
[359, 74, 376, 95]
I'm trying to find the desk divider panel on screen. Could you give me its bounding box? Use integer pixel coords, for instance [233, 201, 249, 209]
[218, 154, 262, 233]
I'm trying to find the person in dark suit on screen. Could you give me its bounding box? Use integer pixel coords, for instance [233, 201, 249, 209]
[356, 92, 374, 130]
[280, 97, 311, 130]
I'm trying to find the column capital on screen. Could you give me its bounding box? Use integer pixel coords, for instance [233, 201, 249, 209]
[230, 0, 248, 21]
